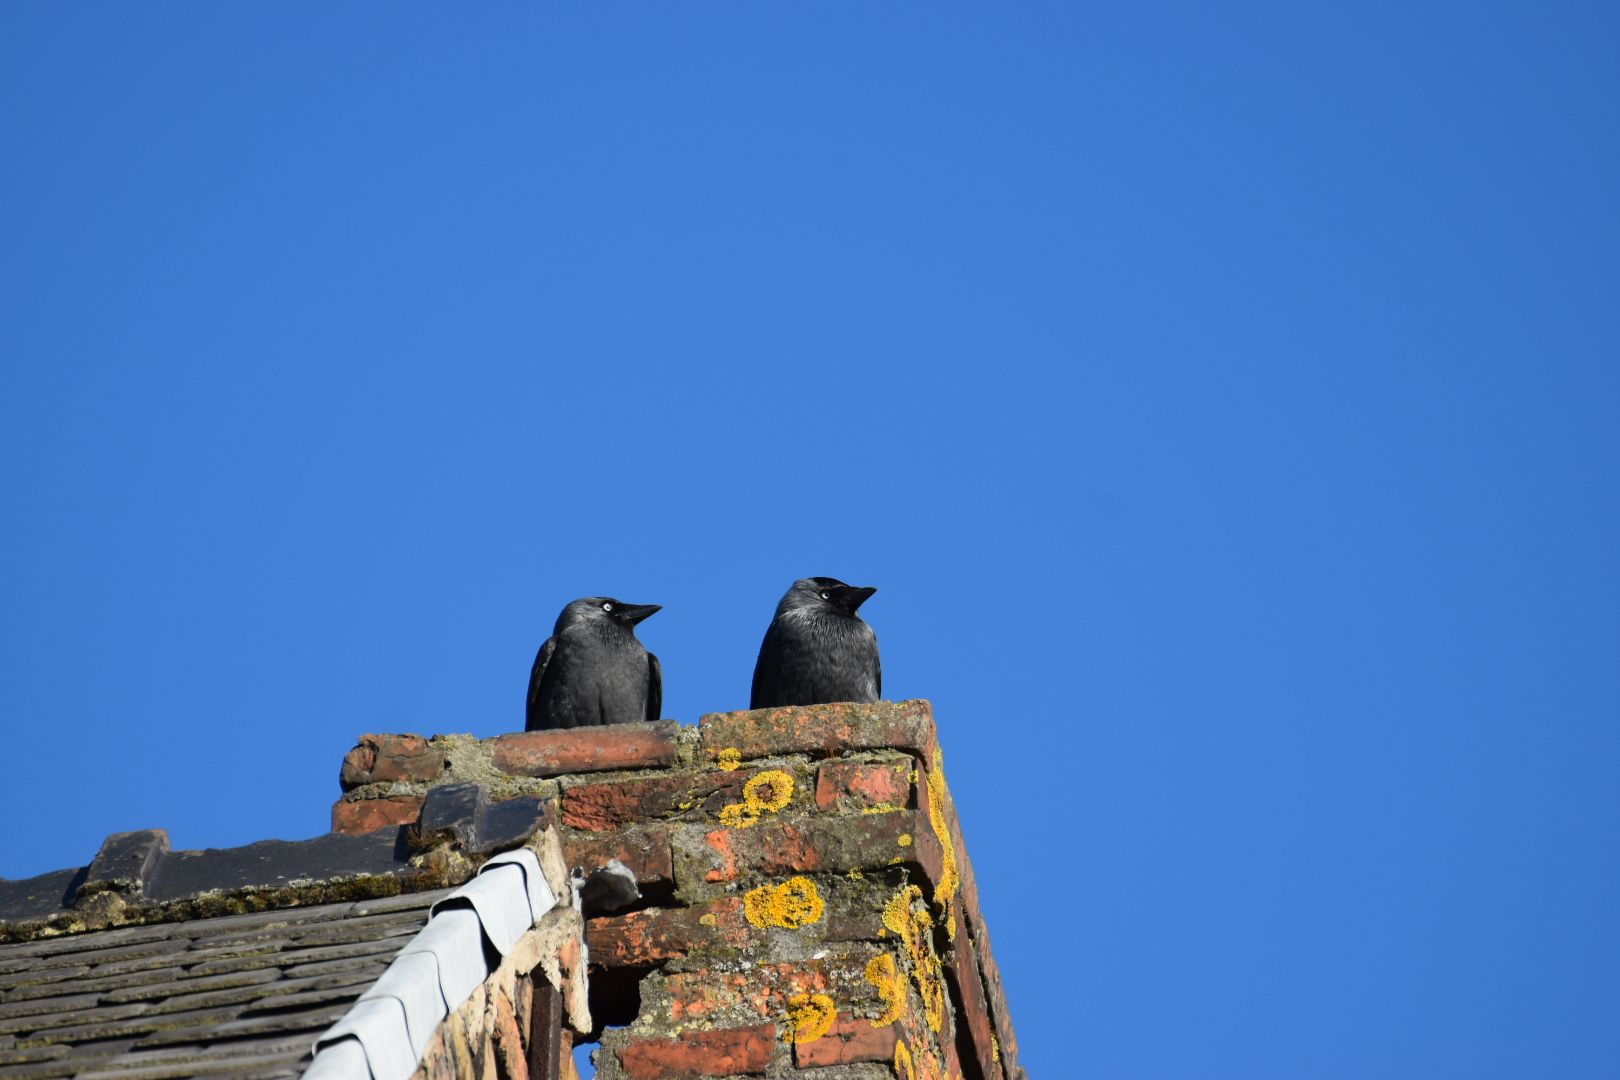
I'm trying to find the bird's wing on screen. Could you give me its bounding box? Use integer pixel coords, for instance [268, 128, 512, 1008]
[646, 651, 663, 723]
[875, 648, 882, 700]
[526, 637, 556, 729]
[750, 623, 777, 709]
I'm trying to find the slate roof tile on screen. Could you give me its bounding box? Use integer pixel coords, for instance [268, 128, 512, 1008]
[0, 886, 455, 1077]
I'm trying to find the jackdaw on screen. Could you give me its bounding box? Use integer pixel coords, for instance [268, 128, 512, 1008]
[526, 597, 662, 731]
[750, 577, 880, 709]
[572, 859, 642, 916]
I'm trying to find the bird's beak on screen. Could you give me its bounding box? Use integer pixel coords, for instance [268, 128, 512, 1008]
[831, 585, 877, 612]
[618, 603, 662, 626]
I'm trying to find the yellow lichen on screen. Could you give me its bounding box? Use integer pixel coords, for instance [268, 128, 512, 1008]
[743, 769, 793, 813]
[698, 913, 717, 927]
[865, 953, 906, 1027]
[786, 992, 836, 1044]
[897, 833, 913, 847]
[883, 885, 926, 943]
[945, 905, 957, 942]
[882, 883, 948, 1034]
[718, 802, 760, 829]
[859, 803, 901, 815]
[716, 746, 743, 771]
[918, 952, 946, 1032]
[717, 768, 795, 829]
[926, 767, 960, 906]
[894, 1039, 916, 1080]
[992, 1035, 1001, 1063]
[743, 876, 824, 929]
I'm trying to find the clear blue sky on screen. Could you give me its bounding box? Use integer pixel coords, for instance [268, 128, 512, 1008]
[3, 5, 1617, 1077]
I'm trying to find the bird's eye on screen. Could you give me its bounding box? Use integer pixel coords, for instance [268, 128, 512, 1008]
[602, 602, 614, 612]
[819, 591, 830, 601]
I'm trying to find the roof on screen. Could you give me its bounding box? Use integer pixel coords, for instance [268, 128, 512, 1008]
[0, 888, 451, 1079]
[0, 781, 564, 1079]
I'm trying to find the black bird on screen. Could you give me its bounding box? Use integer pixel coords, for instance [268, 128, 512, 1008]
[750, 577, 880, 709]
[526, 597, 663, 731]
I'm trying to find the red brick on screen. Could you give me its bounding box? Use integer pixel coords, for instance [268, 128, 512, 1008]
[491, 983, 528, 1080]
[491, 722, 678, 778]
[586, 899, 748, 969]
[698, 700, 936, 765]
[793, 1015, 899, 1068]
[682, 812, 920, 885]
[661, 954, 878, 1023]
[340, 734, 444, 788]
[948, 928, 1003, 1080]
[616, 1022, 775, 1080]
[331, 796, 422, 834]
[561, 770, 752, 832]
[941, 782, 1021, 1077]
[562, 825, 674, 887]
[815, 760, 912, 811]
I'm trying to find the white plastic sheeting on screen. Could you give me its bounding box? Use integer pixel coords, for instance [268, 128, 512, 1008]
[305, 848, 558, 1080]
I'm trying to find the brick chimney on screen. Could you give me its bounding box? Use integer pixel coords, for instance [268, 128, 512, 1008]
[333, 700, 1022, 1080]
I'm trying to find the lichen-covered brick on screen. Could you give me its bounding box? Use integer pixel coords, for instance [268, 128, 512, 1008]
[815, 760, 913, 811]
[674, 812, 921, 886]
[586, 899, 749, 968]
[792, 1014, 899, 1068]
[698, 700, 936, 766]
[562, 767, 792, 832]
[563, 825, 675, 888]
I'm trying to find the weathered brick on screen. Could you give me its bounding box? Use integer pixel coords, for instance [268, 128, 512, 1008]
[491, 722, 678, 778]
[491, 983, 527, 1080]
[940, 774, 1020, 1077]
[339, 734, 444, 788]
[330, 796, 422, 835]
[615, 1022, 775, 1080]
[793, 1014, 899, 1067]
[662, 954, 879, 1025]
[674, 811, 921, 885]
[586, 900, 748, 969]
[698, 700, 935, 765]
[561, 770, 753, 832]
[562, 826, 674, 887]
[815, 761, 912, 811]
[949, 928, 1003, 1080]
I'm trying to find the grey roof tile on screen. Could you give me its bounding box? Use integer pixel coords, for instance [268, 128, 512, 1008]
[2, 925, 179, 959]
[0, 1042, 69, 1065]
[350, 887, 453, 916]
[0, 955, 41, 976]
[37, 937, 192, 972]
[133, 1000, 351, 1047]
[0, 992, 104, 1026]
[0, 963, 92, 992]
[0, 1058, 81, 1078]
[180, 903, 356, 939]
[24, 1003, 246, 1046]
[5, 966, 188, 1002]
[0, 882, 441, 1077]
[100, 966, 283, 1005]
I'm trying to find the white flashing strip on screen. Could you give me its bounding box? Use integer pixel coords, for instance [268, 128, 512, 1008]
[304, 849, 558, 1080]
